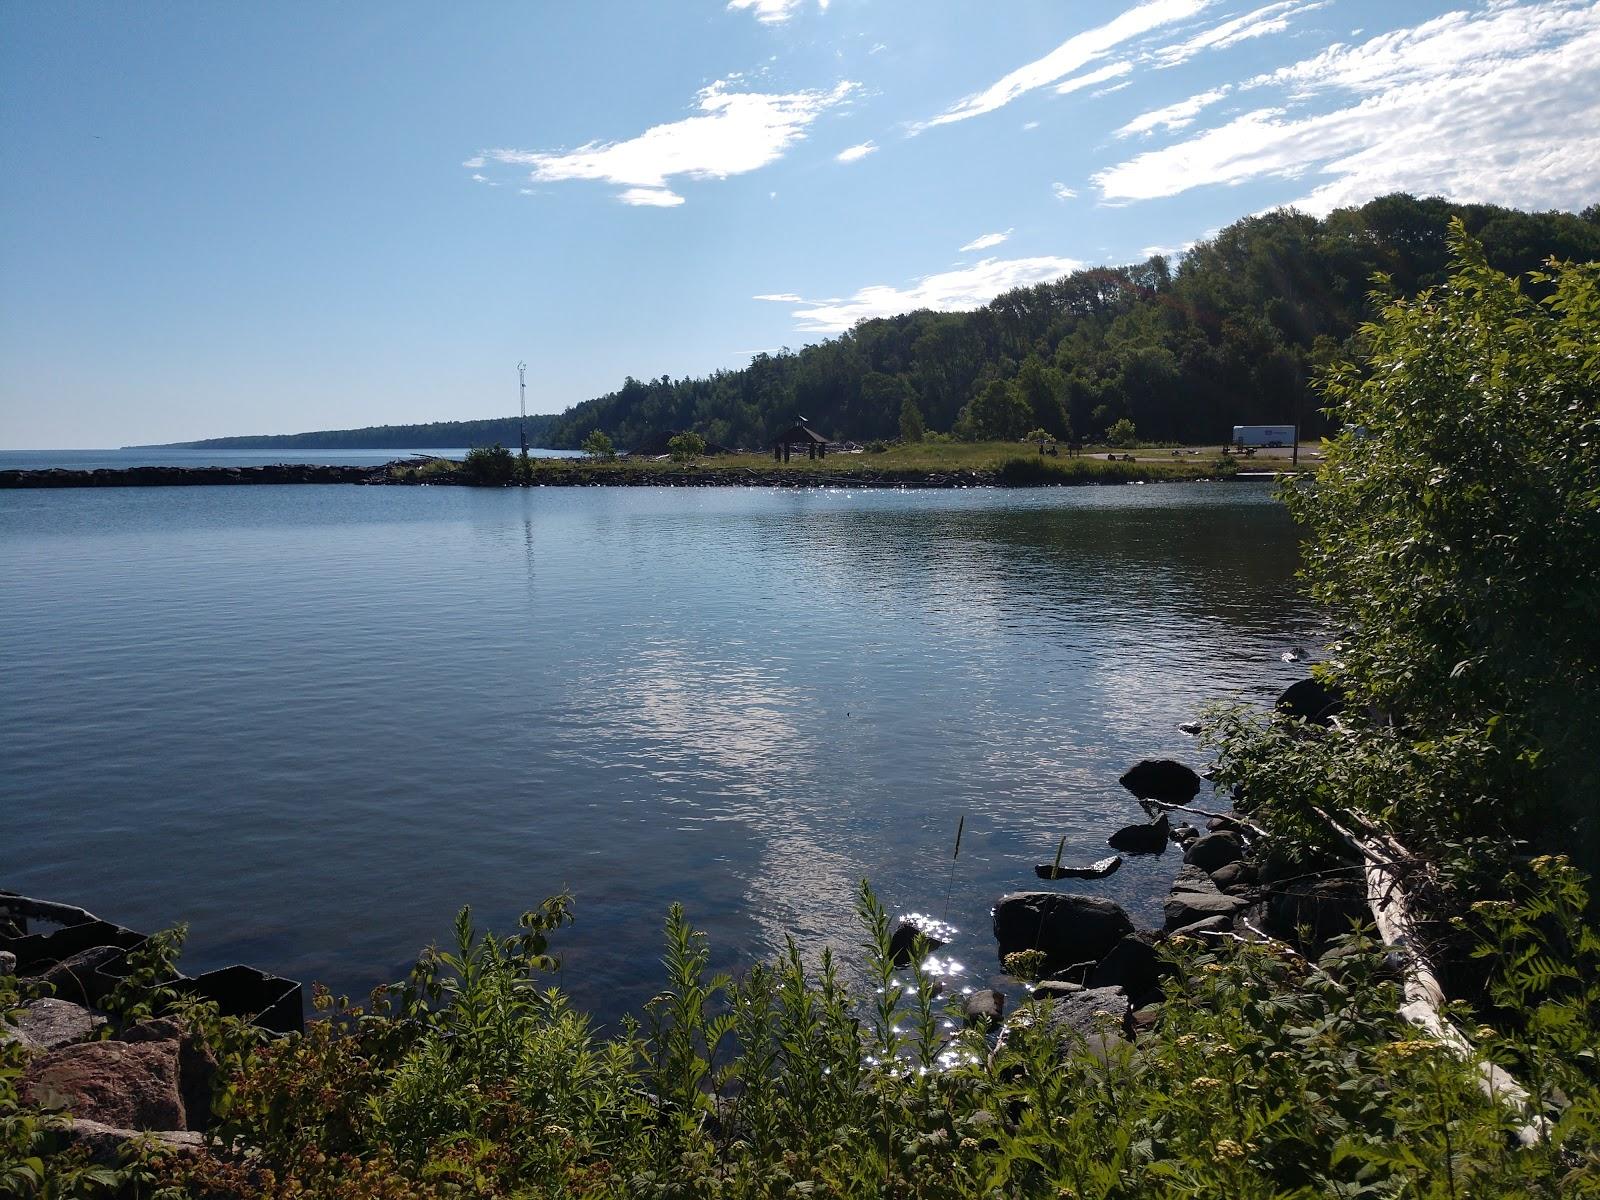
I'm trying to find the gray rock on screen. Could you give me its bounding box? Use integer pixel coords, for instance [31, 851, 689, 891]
[33, 945, 122, 1006]
[1277, 677, 1344, 725]
[1, 998, 108, 1051]
[1165, 914, 1235, 939]
[1266, 877, 1369, 947]
[62, 1119, 204, 1167]
[993, 893, 1135, 970]
[1030, 980, 1084, 1000]
[1171, 822, 1200, 844]
[0, 951, 15, 977]
[1209, 861, 1257, 893]
[1184, 832, 1243, 873]
[1177, 721, 1202, 736]
[1171, 865, 1220, 895]
[996, 986, 1133, 1061]
[1035, 855, 1121, 880]
[963, 989, 1006, 1028]
[1118, 759, 1201, 802]
[1108, 814, 1169, 854]
[1164, 890, 1247, 930]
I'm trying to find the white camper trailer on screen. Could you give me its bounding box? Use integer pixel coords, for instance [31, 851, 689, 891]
[1231, 425, 1295, 448]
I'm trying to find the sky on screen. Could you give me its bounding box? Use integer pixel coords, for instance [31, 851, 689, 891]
[2, 1, 1597, 448]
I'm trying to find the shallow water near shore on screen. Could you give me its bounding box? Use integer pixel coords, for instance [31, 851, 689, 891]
[2, 482, 1316, 1023]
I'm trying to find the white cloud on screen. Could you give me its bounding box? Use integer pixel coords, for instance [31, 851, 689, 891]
[920, 0, 1212, 127]
[461, 156, 486, 169]
[470, 173, 488, 183]
[1117, 85, 1232, 136]
[1022, 120, 1041, 131]
[1053, 60, 1135, 95]
[1052, 182, 1078, 200]
[772, 256, 1085, 335]
[1151, 1, 1326, 67]
[479, 79, 854, 206]
[1093, 3, 1600, 213]
[728, 0, 828, 23]
[960, 229, 1013, 252]
[619, 186, 686, 207]
[835, 140, 878, 163]
[1092, 79, 1134, 97]
[753, 293, 805, 302]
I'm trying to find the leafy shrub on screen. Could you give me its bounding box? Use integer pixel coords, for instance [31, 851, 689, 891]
[1106, 417, 1138, 447]
[667, 432, 705, 462]
[462, 443, 516, 485]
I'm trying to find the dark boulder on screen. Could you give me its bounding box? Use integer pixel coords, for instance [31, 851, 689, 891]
[1164, 890, 1246, 931]
[1165, 914, 1235, 940]
[963, 989, 1006, 1028]
[1087, 934, 1164, 998]
[888, 916, 946, 968]
[993, 893, 1134, 970]
[1035, 855, 1121, 880]
[1266, 877, 1369, 948]
[1209, 860, 1257, 893]
[1108, 814, 1169, 854]
[1170, 822, 1200, 844]
[1276, 677, 1345, 725]
[1118, 759, 1200, 802]
[1184, 832, 1243, 873]
[1030, 980, 1084, 1000]
[23, 1039, 185, 1130]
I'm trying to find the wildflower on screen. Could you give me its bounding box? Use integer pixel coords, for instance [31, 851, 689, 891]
[1475, 1025, 1497, 1041]
[1174, 1034, 1199, 1049]
[1202, 963, 1224, 974]
[1192, 1076, 1224, 1090]
[1212, 1139, 1247, 1161]
[1469, 899, 1514, 915]
[1385, 1039, 1432, 1060]
[960, 1137, 981, 1152]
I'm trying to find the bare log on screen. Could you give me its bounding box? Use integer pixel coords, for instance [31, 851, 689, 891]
[1311, 806, 1548, 1147]
[1138, 798, 1267, 838]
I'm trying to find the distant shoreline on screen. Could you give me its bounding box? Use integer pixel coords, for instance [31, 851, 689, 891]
[0, 453, 1278, 490]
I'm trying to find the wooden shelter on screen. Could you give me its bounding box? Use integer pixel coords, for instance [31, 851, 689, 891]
[773, 420, 827, 462]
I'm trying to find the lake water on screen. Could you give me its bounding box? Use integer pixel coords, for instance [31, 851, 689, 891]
[1, 482, 1317, 1023]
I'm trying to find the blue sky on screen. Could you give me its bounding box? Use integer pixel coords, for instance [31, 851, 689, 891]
[2, 0, 1597, 448]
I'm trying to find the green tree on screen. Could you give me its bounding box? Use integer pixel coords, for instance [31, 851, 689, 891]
[1015, 355, 1071, 438]
[967, 380, 1032, 441]
[1105, 417, 1138, 447]
[667, 431, 706, 462]
[898, 396, 926, 443]
[462, 443, 515, 485]
[581, 429, 616, 460]
[1288, 224, 1600, 864]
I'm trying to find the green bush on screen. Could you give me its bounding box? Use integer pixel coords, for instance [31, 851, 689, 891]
[1106, 417, 1138, 447]
[667, 432, 705, 463]
[581, 429, 616, 461]
[462, 443, 516, 485]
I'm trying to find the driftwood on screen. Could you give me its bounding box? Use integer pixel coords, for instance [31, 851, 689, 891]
[1311, 805, 1548, 1147]
[1138, 798, 1267, 839]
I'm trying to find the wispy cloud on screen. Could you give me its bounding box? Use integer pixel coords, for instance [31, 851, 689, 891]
[1052, 182, 1078, 200]
[1053, 60, 1135, 95]
[919, 0, 1212, 128]
[619, 187, 685, 207]
[727, 0, 829, 24]
[752, 292, 804, 303]
[477, 80, 855, 206]
[1151, 1, 1326, 68]
[1117, 85, 1232, 136]
[761, 255, 1085, 335]
[960, 229, 1013, 252]
[1093, 2, 1600, 213]
[835, 140, 877, 163]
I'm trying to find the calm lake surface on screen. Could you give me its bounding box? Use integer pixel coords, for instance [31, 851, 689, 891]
[1, 482, 1317, 1022]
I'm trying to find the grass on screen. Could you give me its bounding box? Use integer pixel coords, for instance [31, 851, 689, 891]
[396, 442, 1253, 485]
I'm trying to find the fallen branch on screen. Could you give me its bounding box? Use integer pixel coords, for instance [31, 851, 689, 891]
[1310, 805, 1547, 1147]
[1138, 799, 1267, 839]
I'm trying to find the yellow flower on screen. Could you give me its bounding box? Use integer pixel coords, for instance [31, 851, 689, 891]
[1192, 1077, 1224, 1090]
[1213, 1139, 1247, 1161]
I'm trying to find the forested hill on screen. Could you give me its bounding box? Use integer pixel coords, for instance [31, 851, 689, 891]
[543, 194, 1599, 450]
[159, 194, 1597, 455]
[151, 413, 557, 452]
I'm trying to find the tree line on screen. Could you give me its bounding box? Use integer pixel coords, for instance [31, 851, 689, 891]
[544, 193, 1598, 450]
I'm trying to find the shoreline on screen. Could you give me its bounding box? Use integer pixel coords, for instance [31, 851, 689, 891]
[0, 457, 1263, 491]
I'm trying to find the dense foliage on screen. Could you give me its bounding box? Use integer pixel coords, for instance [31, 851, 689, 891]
[4, 868, 1589, 1199]
[539, 195, 1598, 452]
[168, 416, 558, 453]
[1207, 226, 1600, 881]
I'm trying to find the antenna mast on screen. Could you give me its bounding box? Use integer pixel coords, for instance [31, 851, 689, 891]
[517, 361, 529, 468]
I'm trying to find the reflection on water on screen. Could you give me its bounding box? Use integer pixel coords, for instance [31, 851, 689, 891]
[0, 483, 1317, 1023]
